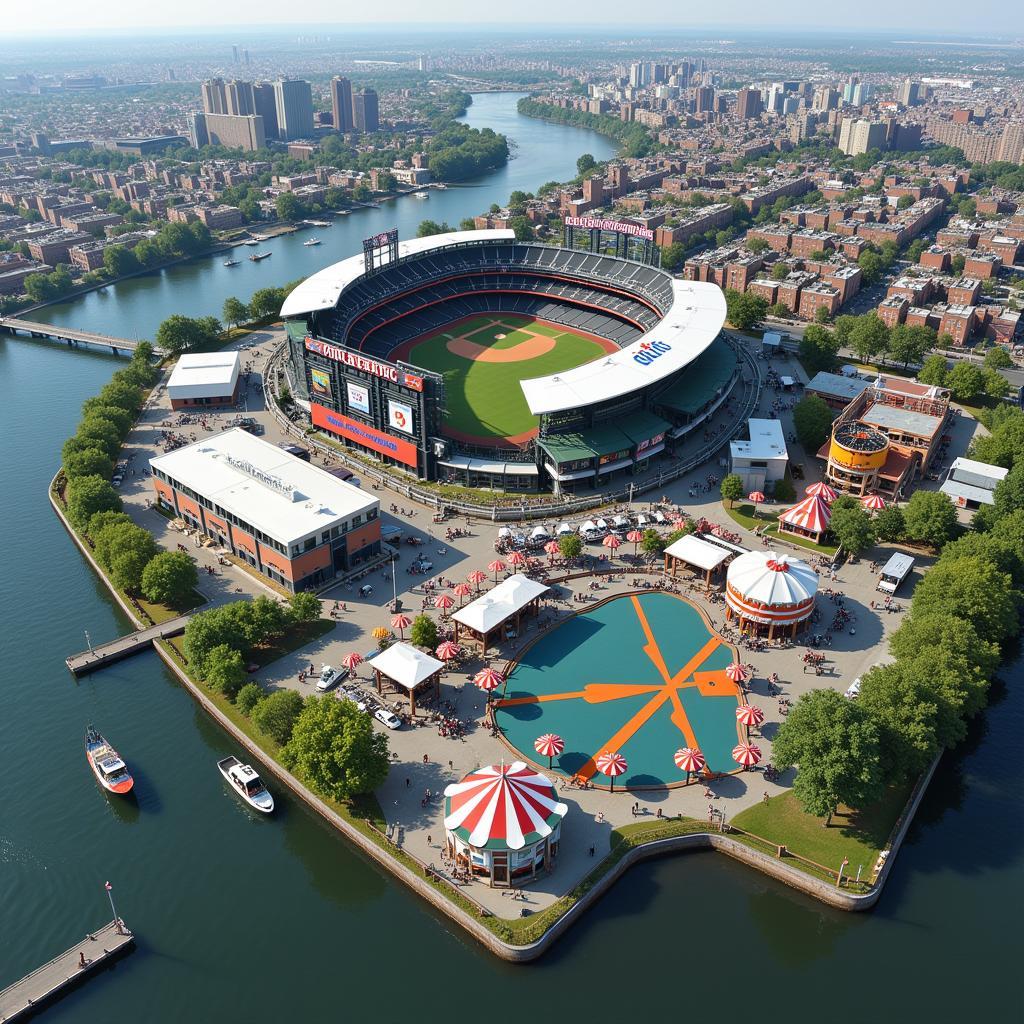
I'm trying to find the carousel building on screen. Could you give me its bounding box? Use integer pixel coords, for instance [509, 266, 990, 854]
[443, 761, 567, 887]
[724, 550, 818, 637]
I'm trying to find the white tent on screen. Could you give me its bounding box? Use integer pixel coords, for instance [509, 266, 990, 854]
[556, 523, 573, 535]
[530, 526, 550, 540]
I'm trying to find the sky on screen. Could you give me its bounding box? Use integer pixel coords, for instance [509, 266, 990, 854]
[7, 1, 1024, 37]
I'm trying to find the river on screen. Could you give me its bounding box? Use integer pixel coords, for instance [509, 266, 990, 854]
[2, 93, 1021, 1021]
[30, 93, 619, 339]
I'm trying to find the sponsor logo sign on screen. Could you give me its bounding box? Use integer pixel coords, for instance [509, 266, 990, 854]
[309, 367, 331, 397]
[631, 339, 672, 367]
[311, 403, 419, 468]
[388, 399, 414, 435]
[223, 454, 296, 500]
[635, 432, 666, 454]
[346, 381, 370, 415]
[564, 215, 655, 241]
[305, 337, 424, 392]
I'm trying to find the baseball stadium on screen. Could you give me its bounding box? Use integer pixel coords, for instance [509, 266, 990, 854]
[281, 228, 739, 494]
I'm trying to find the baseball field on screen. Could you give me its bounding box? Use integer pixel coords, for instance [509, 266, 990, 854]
[393, 314, 618, 446]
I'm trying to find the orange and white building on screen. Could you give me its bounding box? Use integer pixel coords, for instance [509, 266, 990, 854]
[149, 427, 381, 592]
[724, 551, 818, 637]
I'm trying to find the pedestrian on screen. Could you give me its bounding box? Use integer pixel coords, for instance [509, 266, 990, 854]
[405, 777, 410, 788]
[427, 835, 432, 847]
[448, 759, 453, 770]
[423, 753, 429, 763]
[79, 951, 87, 968]
[588, 845, 595, 857]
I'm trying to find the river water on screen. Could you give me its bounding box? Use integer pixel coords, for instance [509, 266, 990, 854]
[3, 93, 1021, 1021]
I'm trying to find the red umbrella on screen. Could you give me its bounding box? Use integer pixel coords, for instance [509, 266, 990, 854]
[602, 533, 622, 562]
[487, 559, 506, 583]
[732, 742, 762, 769]
[673, 747, 706, 783]
[436, 641, 461, 662]
[595, 750, 628, 793]
[626, 529, 644, 557]
[534, 733, 564, 769]
[544, 540, 561, 561]
[506, 550, 527, 573]
[725, 662, 747, 683]
[342, 651, 363, 678]
[736, 704, 765, 728]
[434, 593, 455, 615]
[805, 481, 837, 503]
[861, 493, 886, 512]
[474, 667, 505, 695]
[748, 491, 766, 504]
[390, 613, 412, 639]
[468, 569, 488, 591]
[453, 582, 472, 605]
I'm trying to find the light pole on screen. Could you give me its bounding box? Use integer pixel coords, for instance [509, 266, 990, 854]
[105, 881, 121, 932]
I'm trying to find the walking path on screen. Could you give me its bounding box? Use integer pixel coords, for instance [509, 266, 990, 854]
[66, 614, 192, 675]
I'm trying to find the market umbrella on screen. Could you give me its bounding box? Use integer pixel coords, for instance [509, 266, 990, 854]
[434, 593, 455, 616]
[473, 666, 505, 697]
[626, 529, 644, 557]
[468, 569, 489, 592]
[390, 613, 412, 640]
[506, 550, 528, 573]
[725, 662, 747, 683]
[453, 582, 472, 606]
[602, 533, 622, 562]
[595, 750, 628, 793]
[371, 626, 391, 642]
[544, 540, 561, 561]
[534, 733, 565, 769]
[748, 490, 766, 518]
[342, 651, 363, 679]
[736, 704, 766, 728]
[861, 493, 887, 512]
[805, 481, 837, 503]
[673, 747, 706, 784]
[436, 641, 461, 662]
[732, 742, 762, 769]
[487, 559, 506, 583]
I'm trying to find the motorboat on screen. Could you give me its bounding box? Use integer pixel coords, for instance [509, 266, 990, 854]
[435, 183, 448, 190]
[217, 756, 274, 813]
[223, 259, 240, 267]
[242, 239, 260, 246]
[86, 726, 134, 795]
[303, 237, 321, 246]
[249, 251, 272, 261]
[414, 191, 429, 199]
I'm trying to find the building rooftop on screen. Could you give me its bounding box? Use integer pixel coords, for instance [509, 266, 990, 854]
[166, 351, 240, 396]
[730, 418, 788, 462]
[806, 371, 872, 402]
[861, 403, 944, 439]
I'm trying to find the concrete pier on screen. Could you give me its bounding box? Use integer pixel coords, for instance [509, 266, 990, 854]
[65, 614, 192, 675]
[0, 920, 135, 1021]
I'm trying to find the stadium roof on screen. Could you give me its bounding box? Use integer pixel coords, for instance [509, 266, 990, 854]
[279, 229, 516, 318]
[519, 276, 727, 415]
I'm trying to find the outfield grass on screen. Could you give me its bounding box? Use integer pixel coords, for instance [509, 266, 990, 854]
[406, 314, 608, 441]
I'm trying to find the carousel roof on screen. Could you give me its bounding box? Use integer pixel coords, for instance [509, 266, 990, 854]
[726, 550, 819, 607]
[778, 494, 832, 534]
[443, 761, 567, 851]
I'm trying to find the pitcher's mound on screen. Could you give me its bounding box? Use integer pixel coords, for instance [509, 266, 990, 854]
[495, 333, 507, 340]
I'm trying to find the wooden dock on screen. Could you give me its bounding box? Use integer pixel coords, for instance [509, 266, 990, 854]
[66, 614, 192, 676]
[0, 920, 135, 1021]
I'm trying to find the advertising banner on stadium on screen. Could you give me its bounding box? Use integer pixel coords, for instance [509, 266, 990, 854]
[346, 381, 371, 415]
[311, 403, 419, 468]
[309, 367, 332, 399]
[387, 399, 414, 435]
[305, 336, 424, 392]
[564, 216, 655, 241]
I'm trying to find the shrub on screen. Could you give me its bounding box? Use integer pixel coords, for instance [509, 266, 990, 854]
[252, 689, 305, 745]
[235, 683, 265, 715]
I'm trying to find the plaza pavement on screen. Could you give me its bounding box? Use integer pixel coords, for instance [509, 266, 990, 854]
[112, 330, 984, 918]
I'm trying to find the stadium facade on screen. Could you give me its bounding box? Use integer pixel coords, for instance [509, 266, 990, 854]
[281, 229, 738, 495]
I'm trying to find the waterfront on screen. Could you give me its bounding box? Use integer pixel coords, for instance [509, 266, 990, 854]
[29, 93, 619, 340]
[2, 92, 1022, 1020]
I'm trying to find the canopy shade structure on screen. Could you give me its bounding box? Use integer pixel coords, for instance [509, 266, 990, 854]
[453, 575, 549, 643]
[368, 642, 445, 714]
[725, 551, 819, 637]
[663, 533, 733, 589]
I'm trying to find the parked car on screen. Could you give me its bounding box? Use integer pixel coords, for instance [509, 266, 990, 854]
[316, 665, 349, 692]
[374, 708, 402, 730]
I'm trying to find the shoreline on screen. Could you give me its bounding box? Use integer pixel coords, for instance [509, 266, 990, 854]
[47, 462, 936, 961]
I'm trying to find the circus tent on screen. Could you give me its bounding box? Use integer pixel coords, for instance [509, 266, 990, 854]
[724, 550, 818, 637]
[777, 493, 832, 543]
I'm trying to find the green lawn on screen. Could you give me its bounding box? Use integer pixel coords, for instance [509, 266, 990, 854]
[731, 786, 911, 881]
[406, 314, 608, 441]
[723, 502, 840, 556]
[248, 618, 336, 668]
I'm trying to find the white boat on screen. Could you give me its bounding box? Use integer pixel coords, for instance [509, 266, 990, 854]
[435, 183, 448, 190]
[218, 756, 274, 813]
[414, 191, 429, 199]
[223, 259, 240, 267]
[242, 239, 260, 246]
[303, 237, 321, 246]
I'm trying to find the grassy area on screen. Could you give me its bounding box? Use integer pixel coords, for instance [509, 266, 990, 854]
[723, 501, 840, 556]
[731, 786, 911, 882]
[137, 587, 206, 624]
[248, 618, 336, 669]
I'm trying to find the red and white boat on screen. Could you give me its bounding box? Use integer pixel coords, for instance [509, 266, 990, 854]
[86, 726, 134, 795]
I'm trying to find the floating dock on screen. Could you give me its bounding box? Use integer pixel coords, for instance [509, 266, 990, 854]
[65, 614, 191, 676]
[0, 920, 135, 1021]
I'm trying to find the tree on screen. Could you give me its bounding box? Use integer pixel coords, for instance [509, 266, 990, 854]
[828, 497, 876, 555]
[872, 503, 905, 543]
[771, 262, 790, 282]
[660, 242, 685, 271]
[416, 219, 452, 238]
[983, 368, 1008, 401]
[66, 475, 121, 530]
[64, 445, 114, 481]
[102, 245, 140, 277]
[772, 689, 884, 825]
[236, 683, 264, 714]
[409, 613, 438, 649]
[903, 490, 958, 550]
[80, 403, 133, 437]
[858, 664, 942, 779]
[156, 314, 210, 355]
[889, 612, 1001, 687]
[222, 297, 249, 328]
[105, 526, 159, 592]
[720, 473, 744, 508]
[641, 528, 665, 556]
[917, 353, 948, 387]
[558, 533, 583, 562]
[76, 417, 123, 459]
[814, 304, 831, 325]
[888, 324, 932, 370]
[984, 346, 1013, 370]
[282, 696, 390, 801]
[910, 558, 1018, 644]
[183, 605, 249, 676]
[896, 194, 914, 210]
[86, 510, 133, 541]
[248, 287, 286, 319]
[746, 238, 769, 255]
[724, 289, 768, 331]
[141, 550, 198, 607]
[252, 689, 305, 744]
[508, 216, 534, 241]
[849, 313, 889, 363]
[943, 360, 985, 403]
[275, 192, 304, 221]
[792, 394, 834, 452]
[857, 250, 885, 285]
[205, 643, 248, 699]
[799, 323, 839, 374]
[769, 301, 790, 318]
[97, 378, 143, 412]
[288, 590, 322, 623]
[951, 253, 966, 276]
[576, 153, 597, 177]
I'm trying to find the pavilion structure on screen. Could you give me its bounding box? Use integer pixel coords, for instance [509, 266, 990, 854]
[662, 533, 733, 590]
[368, 642, 444, 715]
[451, 575, 549, 656]
[724, 550, 819, 638]
[777, 493, 832, 545]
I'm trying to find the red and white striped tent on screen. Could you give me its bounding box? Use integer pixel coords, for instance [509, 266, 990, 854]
[778, 494, 832, 541]
[805, 481, 837, 502]
[534, 733, 564, 768]
[732, 742, 762, 768]
[435, 641, 461, 661]
[736, 704, 765, 728]
[673, 747, 706, 777]
[725, 662, 747, 683]
[861, 493, 887, 512]
[443, 762, 568, 883]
